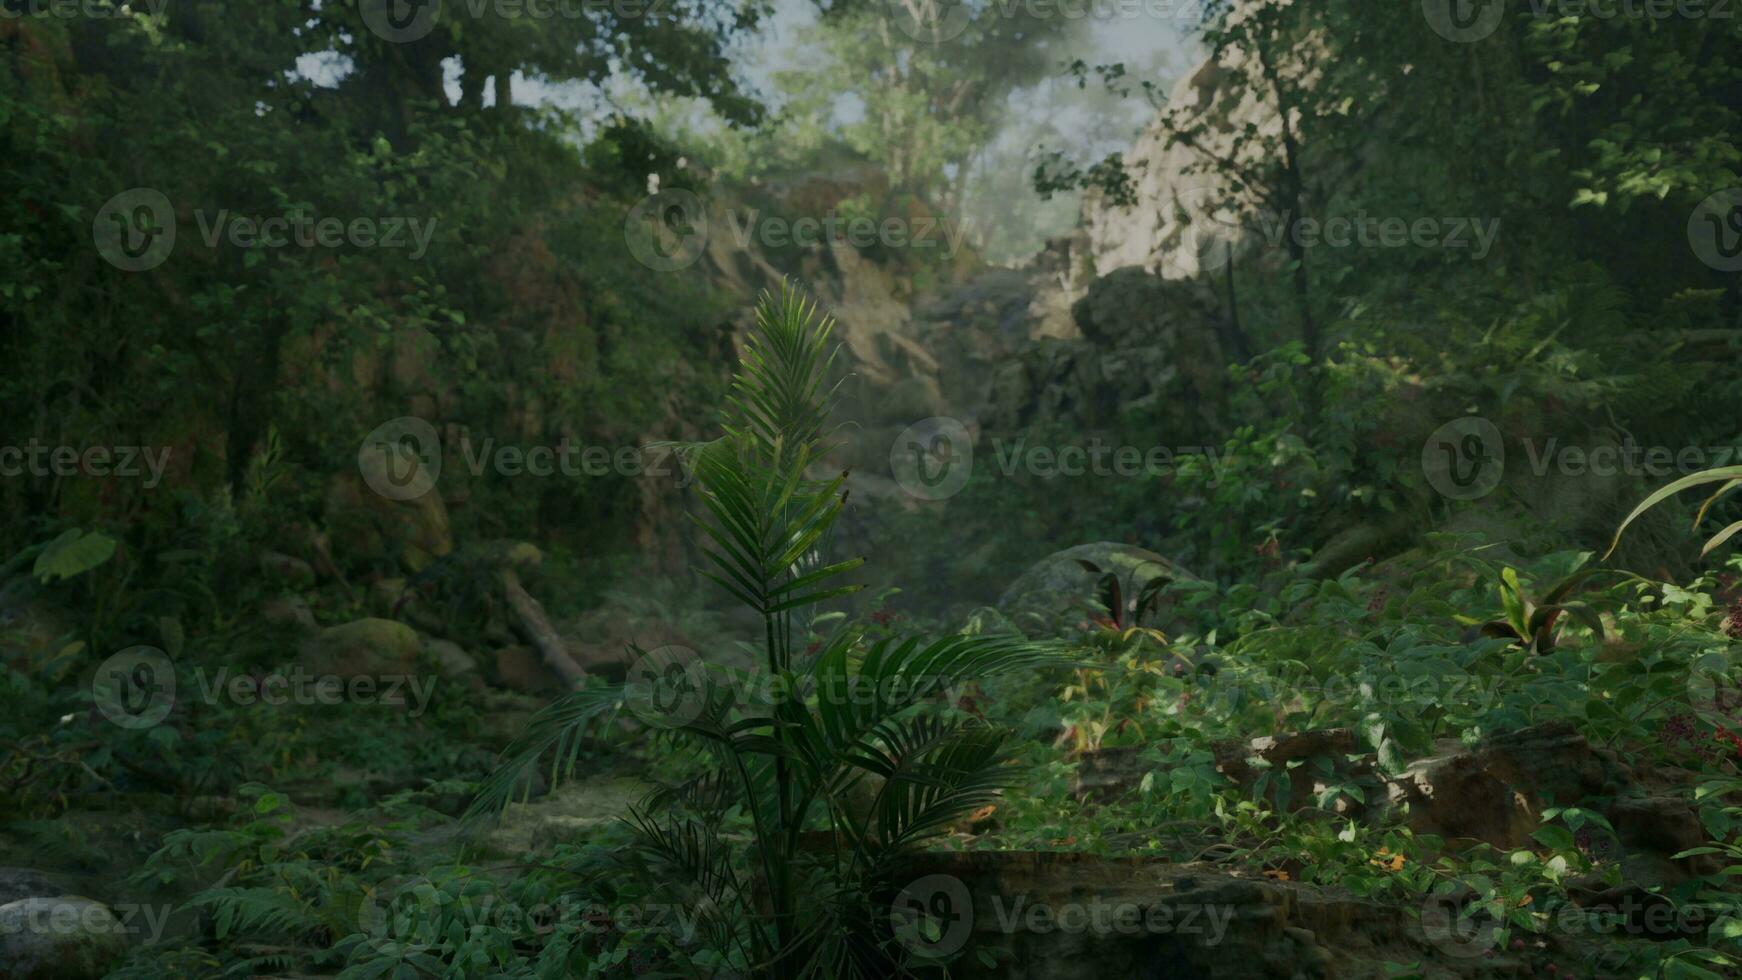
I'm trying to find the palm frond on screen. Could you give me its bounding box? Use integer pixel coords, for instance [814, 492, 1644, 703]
[726, 281, 844, 459]
[867, 726, 1011, 854]
[624, 807, 766, 966]
[463, 684, 622, 824]
[807, 633, 1074, 760]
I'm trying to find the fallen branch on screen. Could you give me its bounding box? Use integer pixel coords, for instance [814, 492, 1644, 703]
[499, 568, 588, 688]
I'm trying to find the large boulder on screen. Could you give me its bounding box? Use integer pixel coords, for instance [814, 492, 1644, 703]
[0, 896, 129, 979]
[423, 637, 478, 684]
[1070, 266, 1222, 351]
[998, 543, 1193, 637]
[479, 775, 652, 859]
[982, 270, 1226, 439]
[1388, 721, 1634, 849]
[0, 870, 59, 907]
[300, 618, 422, 679]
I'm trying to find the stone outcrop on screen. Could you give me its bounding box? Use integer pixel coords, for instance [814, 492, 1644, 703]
[998, 542, 1194, 637]
[1080, 38, 1291, 282]
[0, 872, 129, 980]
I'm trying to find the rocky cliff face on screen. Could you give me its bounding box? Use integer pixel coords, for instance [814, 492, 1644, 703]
[1082, 51, 1279, 282]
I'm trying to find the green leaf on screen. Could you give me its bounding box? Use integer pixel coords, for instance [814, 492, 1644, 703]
[1701, 519, 1742, 558]
[32, 529, 118, 583]
[1532, 825, 1576, 851]
[1607, 466, 1742, 558]
[1664, 957, 1726, 980]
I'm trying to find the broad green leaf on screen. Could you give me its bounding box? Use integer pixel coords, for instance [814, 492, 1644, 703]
[33, 529, 118, 583]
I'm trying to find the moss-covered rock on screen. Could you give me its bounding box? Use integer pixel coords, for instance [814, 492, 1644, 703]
[998, 542, 1193, 637]
[300, 618, 421, 678]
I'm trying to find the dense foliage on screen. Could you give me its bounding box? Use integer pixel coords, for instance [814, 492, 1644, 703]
[4, 0, 1742, 978]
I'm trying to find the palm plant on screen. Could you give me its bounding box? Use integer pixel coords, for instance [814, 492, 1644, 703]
[468, 284, 1067, 977]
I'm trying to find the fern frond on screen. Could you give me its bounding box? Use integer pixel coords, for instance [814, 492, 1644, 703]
[185, 886, 319, 940]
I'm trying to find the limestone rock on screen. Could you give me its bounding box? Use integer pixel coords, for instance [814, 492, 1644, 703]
[0, 896, 129, 980]
[479, 775, 651, 859]
[423, 637, 477, 683]
[1082, 48, 1290, 281]
[999, 542, 1193, 637]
